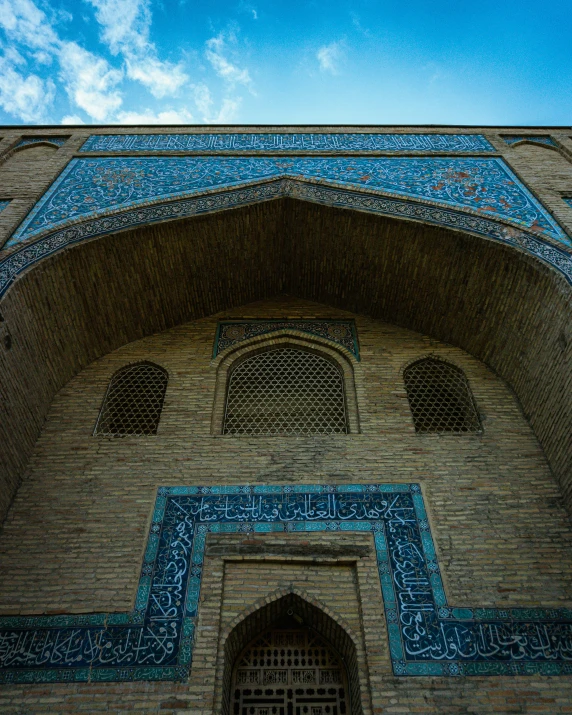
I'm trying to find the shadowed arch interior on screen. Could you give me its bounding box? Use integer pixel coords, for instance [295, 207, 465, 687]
[0, 197, 570, 520]
[222, 593, 364, 715]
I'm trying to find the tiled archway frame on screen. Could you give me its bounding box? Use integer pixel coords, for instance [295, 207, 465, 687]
[1, 176, 572, 299]
[0, 483, 571, 685]
[210, 331, 362, 434]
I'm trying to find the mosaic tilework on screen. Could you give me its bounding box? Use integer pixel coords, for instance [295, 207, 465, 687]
[564, 198, 572, 210]
[0, 201, 9, 213]
[0, 484, 570, 684]
[2, 180, 572, 300]
[80, 133, 495, 154]
[7, 156, 566, 246]
[502, 135, 558, 148]
[214, 320, 359, 360]
[15, 137, 68, 149]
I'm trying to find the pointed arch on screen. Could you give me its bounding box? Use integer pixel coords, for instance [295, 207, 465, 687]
[94, 360, 168, 436]
[211, 332, 361, 434]
[403, 356, 482, 433]
[221, 590, 365, 715]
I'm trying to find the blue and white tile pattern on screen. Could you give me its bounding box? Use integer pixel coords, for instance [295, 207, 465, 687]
[0, 484, 570, 684]
[80, 133, 496, 154]
[7, 156, 566, 246]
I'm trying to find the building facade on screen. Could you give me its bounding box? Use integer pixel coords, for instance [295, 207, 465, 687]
[0, 126, 571, 714]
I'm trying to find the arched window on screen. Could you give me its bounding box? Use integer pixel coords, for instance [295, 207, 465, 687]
[95, 362, 168, 436]
[223, 347, 348, 435]
[404, 357, 481, 433]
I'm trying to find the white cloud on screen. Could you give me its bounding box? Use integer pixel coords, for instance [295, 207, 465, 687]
[208, 97, 241, 123]
[0, 0, 124, 121]
[115, 108, 194, 124]
[125, 55, 187, 98]
[317, 41, 344, 75]
[58, 41, 123, 121]
[0, 0, 59, 52]
[61, 114, 85, 124]
[193, 84, 240, 123]
[205, 32, 252, 88]
[0, 52, 55, 121]
[85, 0, 188, 97]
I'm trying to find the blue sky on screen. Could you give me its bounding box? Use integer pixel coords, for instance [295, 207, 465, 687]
[0, 0, 570, 126]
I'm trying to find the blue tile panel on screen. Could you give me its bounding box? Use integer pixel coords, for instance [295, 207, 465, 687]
[80, 133, 495, 154]
[7, 156, 566, 247]
[0, 484, 570, 684]
[0, 201, 9, 213]
[15, 137, 67, 148]
[502, 135, 557, 147]
[214, 320, 359, 360]
[2, 180, 572, 300]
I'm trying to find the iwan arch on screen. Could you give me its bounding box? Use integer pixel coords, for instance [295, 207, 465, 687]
[0, 126, 571, 713]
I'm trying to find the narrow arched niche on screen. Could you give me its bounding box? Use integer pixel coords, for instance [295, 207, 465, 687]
[221, 593, 365, 715]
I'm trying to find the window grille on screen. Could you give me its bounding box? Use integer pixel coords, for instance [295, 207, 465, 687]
[223, 347, 348, 435]
[404, 358, 481, 433]
[95, 362, 168, 436]
[232, 629, 348, 715]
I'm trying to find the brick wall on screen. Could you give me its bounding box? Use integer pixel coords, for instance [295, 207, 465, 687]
[0, 298, 571, 712]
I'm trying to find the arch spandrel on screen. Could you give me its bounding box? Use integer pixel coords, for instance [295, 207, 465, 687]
[1, 155, 572, 295]
[0, 197, 570, 525]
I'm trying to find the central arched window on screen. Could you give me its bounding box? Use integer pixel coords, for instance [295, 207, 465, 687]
[222, 347, 348, 435]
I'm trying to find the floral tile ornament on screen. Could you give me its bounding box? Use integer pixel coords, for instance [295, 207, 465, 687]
[8, 156, 566, 247]
[502, 135, 558, 147]
[1, 179, 572, 300]
[14, 137, 68, 148]
[214, 320, 359, 360]
[0, 484, 570, 684]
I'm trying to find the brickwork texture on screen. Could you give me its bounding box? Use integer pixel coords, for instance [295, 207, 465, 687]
[0, 126, 571, 713]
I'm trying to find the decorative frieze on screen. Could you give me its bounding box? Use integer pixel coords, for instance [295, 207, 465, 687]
[80, 133, 496, 154]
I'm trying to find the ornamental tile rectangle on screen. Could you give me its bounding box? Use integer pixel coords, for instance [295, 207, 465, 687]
[80, 133, 496, 154]
[7, 156, 567, 246]
[502, 135, 557, 147]
[15, 137, 68, 148]
[0, 484, 570, 684]
[214, 320, 359, 359]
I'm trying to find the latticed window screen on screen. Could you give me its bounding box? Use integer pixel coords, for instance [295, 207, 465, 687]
[223, 348, 348, 435]
[232, 628, 348, 715]
[95, 362, 168, 436]
[404, 358, 481, 433]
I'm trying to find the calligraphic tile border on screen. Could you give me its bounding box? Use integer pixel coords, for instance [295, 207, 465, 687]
[0, 483, 571, 685]
[1, 179, 572, 301]
[79, 133, 497, 154]
[213, 320, 360, 361]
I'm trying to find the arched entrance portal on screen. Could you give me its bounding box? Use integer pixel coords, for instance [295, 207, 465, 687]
[232, 621, 349, 715]
[222, 593, 365, 715]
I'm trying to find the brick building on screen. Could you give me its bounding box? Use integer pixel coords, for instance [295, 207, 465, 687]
[0, 126, 571, 714]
